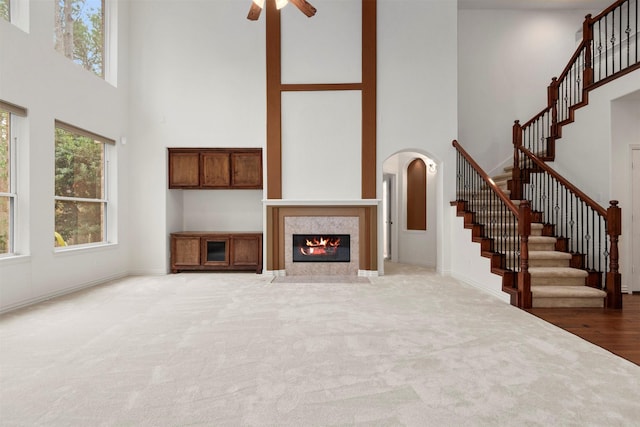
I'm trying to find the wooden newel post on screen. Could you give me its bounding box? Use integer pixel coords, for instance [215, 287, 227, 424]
[582, 14, 594, 88]
[518, 200, 532, 309]
[511, 120, 523, 200]
[606, 200, 622, 309]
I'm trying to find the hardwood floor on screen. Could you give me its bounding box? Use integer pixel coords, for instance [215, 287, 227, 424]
[527, 294, 640, 366]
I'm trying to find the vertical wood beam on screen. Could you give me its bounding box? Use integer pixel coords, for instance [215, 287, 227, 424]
[361, 0, 377, 199]
[266, 0, 282, 199]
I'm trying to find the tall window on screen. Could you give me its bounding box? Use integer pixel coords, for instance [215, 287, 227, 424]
[54, 0, 104, 78]
[0, 101, 26, 256]
[54, 121, 113, 247]
[1, 0, 9, 21]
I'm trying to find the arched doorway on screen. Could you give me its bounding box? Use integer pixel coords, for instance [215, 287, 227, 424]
[382, 151, 439, 268]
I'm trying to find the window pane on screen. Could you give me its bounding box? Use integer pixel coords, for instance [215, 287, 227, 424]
[55, 127, 104, 199]
[0, 110, 8, 193]
[54, 0, 104, 77]
[55, 200, 103, 245]
[0, 196, 9, 254]
[0, 0, 9, 21]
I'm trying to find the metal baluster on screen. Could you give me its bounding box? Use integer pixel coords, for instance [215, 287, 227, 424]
[626, 1, 631, 68]
[591, 210, 596, 271]
[598, 20, 602, 81]
[581, 199, 585, 257]
[618, 4, 622, 72]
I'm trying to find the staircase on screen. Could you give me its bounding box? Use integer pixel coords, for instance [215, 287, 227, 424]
[452, 0, 634, 310]
[491, 168, 606, 308]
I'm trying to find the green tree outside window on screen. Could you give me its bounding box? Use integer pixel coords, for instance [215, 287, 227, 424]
[0, 0, 9, 21]
[0, 111, 9, 253]
[55, 127, 105, 246]
[54, 0, 104, 78]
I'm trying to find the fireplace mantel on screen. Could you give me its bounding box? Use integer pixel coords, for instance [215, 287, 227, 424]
[264, 199, 380, 206]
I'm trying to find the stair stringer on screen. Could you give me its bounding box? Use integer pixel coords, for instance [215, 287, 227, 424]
[450, 208, 511, 304]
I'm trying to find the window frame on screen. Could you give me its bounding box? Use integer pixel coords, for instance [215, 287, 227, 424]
[0, 101, 26, 258]
[53, 120, 115, 250]
[1, 0, 29, 32]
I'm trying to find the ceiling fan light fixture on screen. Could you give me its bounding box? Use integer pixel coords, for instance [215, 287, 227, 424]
[247, 0, 315, 21]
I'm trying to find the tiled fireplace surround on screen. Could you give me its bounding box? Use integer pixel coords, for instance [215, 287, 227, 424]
[265, 204, 378, 276]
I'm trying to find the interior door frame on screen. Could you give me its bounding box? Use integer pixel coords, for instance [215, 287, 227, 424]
[382, 173, 396, 261]
[631, 146, 640, 293]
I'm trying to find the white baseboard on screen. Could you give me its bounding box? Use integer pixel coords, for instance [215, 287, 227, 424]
[451, 271, 511, 304]
[0, 272, 128, 315]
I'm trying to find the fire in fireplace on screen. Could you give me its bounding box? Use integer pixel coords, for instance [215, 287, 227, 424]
[292, 234, 350, 263]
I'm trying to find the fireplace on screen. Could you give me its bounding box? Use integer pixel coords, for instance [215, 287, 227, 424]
[292, 234, 350, 263]
[265, 203, 378, 276]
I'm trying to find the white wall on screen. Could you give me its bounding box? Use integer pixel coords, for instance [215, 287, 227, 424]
[127, 0, 266, 274]
[378, 0, 458, 274]
[0, 1, 131, 312]
[458, 8, 602, 171]
[556, 75, 640, 293]
[611, 91, 640, 293]
[281, 91, 362, 200]
[128, 0, 459, 275]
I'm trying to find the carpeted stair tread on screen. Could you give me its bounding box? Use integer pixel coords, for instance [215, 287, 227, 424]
[492, 172, 512, 182]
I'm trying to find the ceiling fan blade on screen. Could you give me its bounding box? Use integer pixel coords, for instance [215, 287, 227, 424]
[247, 2, 262, 20]
[289, 0, 317, 17]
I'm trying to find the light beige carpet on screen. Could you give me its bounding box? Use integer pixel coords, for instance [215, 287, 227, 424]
[1, 263, 639, 426]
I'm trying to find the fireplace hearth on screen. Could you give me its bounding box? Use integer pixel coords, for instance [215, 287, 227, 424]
[292, 234, 350, 263]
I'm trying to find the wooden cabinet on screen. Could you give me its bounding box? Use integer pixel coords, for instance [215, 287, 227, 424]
[202, 152, 231, 187]
[231, 151, 262, 188]
[171, 232, 262, 273]
[168, 152, 200, 187]
[168, 148, 262, 189]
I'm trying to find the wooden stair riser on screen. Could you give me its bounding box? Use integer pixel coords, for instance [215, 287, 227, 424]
[528, 258, 571, 268]
[532, 297, 604, 308]
[530, 276, 586, 286]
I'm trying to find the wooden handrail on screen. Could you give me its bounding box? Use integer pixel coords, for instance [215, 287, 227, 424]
[555, 41, 588, 83]
[517, 145, 607, 217]
[520, 106, 552, 129]
[591, 0, 629, 21]
[453, 140, 520, 216]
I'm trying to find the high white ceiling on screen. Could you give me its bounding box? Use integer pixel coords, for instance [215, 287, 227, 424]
[458, 0, 614, 10]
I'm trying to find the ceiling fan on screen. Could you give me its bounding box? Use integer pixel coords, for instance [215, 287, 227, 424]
[247, 0, 317, 21]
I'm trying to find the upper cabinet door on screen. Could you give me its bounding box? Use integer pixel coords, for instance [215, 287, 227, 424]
[202, 152, 231, 188]
[232, 151, 263, 188]
[169, 151, 200, 188]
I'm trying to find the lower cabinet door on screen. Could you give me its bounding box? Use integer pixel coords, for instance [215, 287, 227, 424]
[231, 235, 262, 267]
[173, 236, 201, 268]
